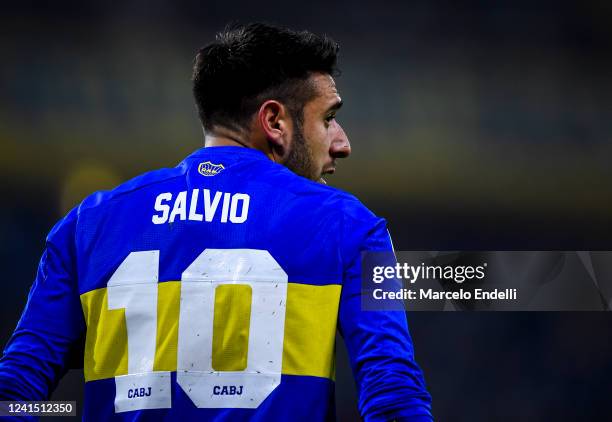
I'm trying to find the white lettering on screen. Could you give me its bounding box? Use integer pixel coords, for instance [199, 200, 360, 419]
[189, 189, 203, 221]
[229, 194, 250, 223]
[152, 193, 172, 224]
[169, 191, 187, 223]
[203, 189, 222, 222]
[220, 193, 231, 223]
[153, 190, 251, 225]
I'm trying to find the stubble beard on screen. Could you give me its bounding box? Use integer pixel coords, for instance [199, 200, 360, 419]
[284, 119, 319, 182]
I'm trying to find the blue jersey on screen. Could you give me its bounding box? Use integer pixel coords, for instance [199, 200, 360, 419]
[0, 146, 432, 421]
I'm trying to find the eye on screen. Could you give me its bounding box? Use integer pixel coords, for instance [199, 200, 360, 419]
[324, 114, 336, 124]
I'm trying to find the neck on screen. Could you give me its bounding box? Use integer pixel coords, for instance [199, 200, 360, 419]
[203, 126, 276, 162]
[204, 130, 250, 148]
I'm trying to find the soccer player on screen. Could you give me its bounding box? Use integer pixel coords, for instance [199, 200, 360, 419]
[0, 23, 432, 421]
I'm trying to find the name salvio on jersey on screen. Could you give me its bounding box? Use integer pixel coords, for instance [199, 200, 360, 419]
[152, 189, 250, 224]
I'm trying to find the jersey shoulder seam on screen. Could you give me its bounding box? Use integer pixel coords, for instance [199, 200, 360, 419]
[77, 165, 187, 214]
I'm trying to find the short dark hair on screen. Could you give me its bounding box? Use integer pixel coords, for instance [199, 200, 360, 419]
[192, 23, 339, 133]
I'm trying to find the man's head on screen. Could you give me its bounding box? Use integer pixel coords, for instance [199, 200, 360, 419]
[192, 23, 351, 183]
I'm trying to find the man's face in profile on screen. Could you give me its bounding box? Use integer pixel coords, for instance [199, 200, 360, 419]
[284, 73, 351, 184]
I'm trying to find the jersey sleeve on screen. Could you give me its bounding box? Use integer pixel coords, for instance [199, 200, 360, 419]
[337, 202, 433, 421]
[0, 207, 85, 401]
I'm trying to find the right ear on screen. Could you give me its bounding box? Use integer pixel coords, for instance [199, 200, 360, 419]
[257, 100, 293, 158]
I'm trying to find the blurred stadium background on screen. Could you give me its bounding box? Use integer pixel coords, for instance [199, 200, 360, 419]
[1, 1, 611, 420]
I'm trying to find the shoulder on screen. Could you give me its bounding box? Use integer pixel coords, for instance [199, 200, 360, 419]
[270, 166, 386, 242]
[295, 176, 381, 228]
[45, 165, 186, 246]
[76, 163, 188, 215]
[267, 163, 380, 221]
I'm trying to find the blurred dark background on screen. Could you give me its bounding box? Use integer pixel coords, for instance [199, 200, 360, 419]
[1, 1, 612, 420]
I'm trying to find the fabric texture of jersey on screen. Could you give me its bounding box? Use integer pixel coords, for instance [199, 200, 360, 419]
[0, 146, 432, 421]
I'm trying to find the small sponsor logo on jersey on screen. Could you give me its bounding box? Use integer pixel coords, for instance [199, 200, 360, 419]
[198, 161, 225, 176]
[128, 387, 152, 398]
[213, 385, 244, 396]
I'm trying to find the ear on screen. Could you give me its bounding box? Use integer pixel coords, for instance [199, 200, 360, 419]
[257, 100, 292, 157]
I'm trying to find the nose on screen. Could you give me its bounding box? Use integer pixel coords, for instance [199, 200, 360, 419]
[330, 122, 351, 159]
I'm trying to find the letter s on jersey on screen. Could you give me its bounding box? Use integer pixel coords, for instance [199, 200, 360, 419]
[152, 190, 250, 225]
[152, 193, 173, 224]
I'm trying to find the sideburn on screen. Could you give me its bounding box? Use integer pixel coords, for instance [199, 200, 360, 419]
[284, 115, 317, 180]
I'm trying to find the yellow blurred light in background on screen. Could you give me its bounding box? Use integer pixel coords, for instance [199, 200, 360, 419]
[60, 162, 122, 214]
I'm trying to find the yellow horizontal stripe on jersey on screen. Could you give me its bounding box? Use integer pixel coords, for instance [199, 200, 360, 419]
[212, 284, 252, 371]
[154, 281, 180, 372]
[80, 287, 128, 381]
[282, 283, 341, 379]
[80, 281, 341, 382]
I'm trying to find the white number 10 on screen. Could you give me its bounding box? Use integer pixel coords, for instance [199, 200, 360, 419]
[107, 249, 288, 413]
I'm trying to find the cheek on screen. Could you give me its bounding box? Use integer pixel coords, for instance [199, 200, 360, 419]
[312, 127, 332, 155]
[303, 122, 331, 163]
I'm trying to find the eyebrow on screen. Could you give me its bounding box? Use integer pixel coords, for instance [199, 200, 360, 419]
[327, 100, 343, 113]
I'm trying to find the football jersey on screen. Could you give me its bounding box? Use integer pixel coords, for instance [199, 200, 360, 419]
[0, 146, 432, 421]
